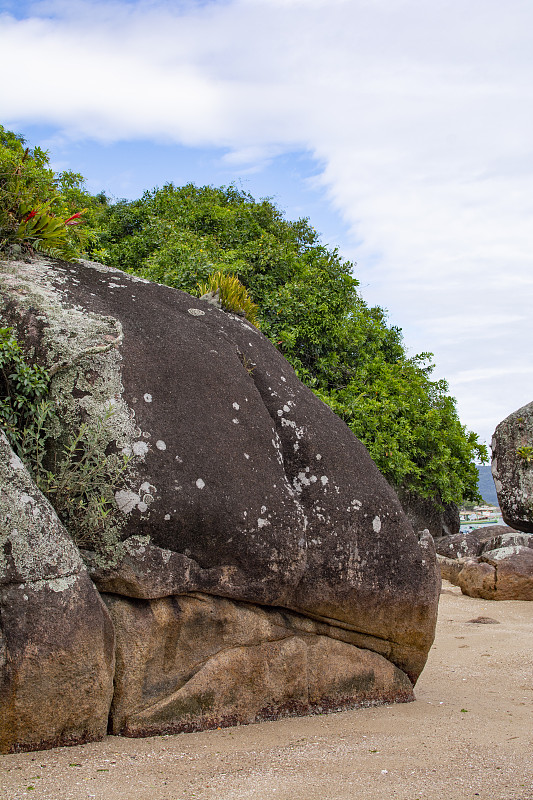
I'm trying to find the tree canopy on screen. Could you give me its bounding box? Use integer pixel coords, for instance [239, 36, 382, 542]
[0, 128, 487, 504]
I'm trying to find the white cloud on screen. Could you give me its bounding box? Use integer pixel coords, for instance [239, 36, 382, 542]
[1, 0, 532, 445]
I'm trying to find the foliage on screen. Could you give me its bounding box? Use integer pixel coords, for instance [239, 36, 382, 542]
[90, 182, 487, 504]
[0, 124, 103, 259]
[0, 326, 52, 470]
[0, 326, 130, 549]
[38, 410, 131, 549]
[198, 270, 260, 326]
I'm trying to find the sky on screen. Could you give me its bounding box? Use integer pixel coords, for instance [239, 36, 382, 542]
[1, 0, 532, 449]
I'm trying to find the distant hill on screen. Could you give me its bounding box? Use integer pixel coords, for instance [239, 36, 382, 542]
[477, 464, 498, 505]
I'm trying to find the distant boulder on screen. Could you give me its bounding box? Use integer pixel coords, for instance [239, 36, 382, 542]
[436, 525, 533, 601]
[0, 256, 441, 746]
[492, 401, 533, 532]
[435, 525, 515, 560]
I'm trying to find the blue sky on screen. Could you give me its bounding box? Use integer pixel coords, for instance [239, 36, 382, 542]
[1, 0, 532, 448]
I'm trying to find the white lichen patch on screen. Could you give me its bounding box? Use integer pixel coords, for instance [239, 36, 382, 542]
[188, 308, 205, 317]
[156, 440, 167, 450]
[257, 518, 270, 528]
[293, 472, 312, 493]
[233, 402, 240, 410]
[143, 393, 153, 403]
[316, 454, 322, 461]
[164, 514, 171, 521]
[115, 489, 141, 514]
[244, 453, 250, 460]
[46, 574, 79, 593]
[320, 476, 329, 486]
[196, 478, 206, 489]
[132, 441, 149, 457]
[280, 417, 305, 439]
[232, 418, 240, 424]
[372, 516, 382, 533]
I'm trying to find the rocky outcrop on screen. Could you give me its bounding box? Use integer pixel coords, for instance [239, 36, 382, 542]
[436, 525, 533, 600]
[0, 256, 440, 748]
[0, 432, 115, 753]
[492, 402, 533, 532]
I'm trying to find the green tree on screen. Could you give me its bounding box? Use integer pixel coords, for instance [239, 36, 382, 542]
[90, 182, 486, 503]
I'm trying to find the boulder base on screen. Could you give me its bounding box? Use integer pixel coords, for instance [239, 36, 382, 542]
[104, 593, 413, 737]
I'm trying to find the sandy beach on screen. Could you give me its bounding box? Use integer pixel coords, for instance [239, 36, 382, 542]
[1, 580, 532, 800]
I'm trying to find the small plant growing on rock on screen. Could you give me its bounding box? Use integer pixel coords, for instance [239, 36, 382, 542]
[516, 445, 533, 463]
[39, 409, 132, 549]
[0, 326, 52, 468]
[197, 271, 260, 327]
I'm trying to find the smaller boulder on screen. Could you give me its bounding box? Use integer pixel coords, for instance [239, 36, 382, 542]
[455, 559, 496, 599]
[479, 546, 533, 601]
[434, 525, 513, 560]
[0, 432, 115, 753]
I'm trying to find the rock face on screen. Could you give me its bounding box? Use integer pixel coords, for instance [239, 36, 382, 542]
[492, 402, 533, 532]
[436, 525, 533, 601]
[0, 256, 440, 747]
[0, 432, 115, 753]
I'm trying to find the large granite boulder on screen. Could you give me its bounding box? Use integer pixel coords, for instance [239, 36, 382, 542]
[492, 402, 533, 532]
[436, 525, 533, 600]
[0, 432, 115, 753]
[0, 256, 440, 742]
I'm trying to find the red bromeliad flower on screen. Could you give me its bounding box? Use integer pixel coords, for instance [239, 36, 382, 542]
[64, 212, 84, 226]
[22, 210, 37, 223]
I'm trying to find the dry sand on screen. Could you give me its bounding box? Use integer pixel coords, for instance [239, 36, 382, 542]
[1, 580, 532, 800]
